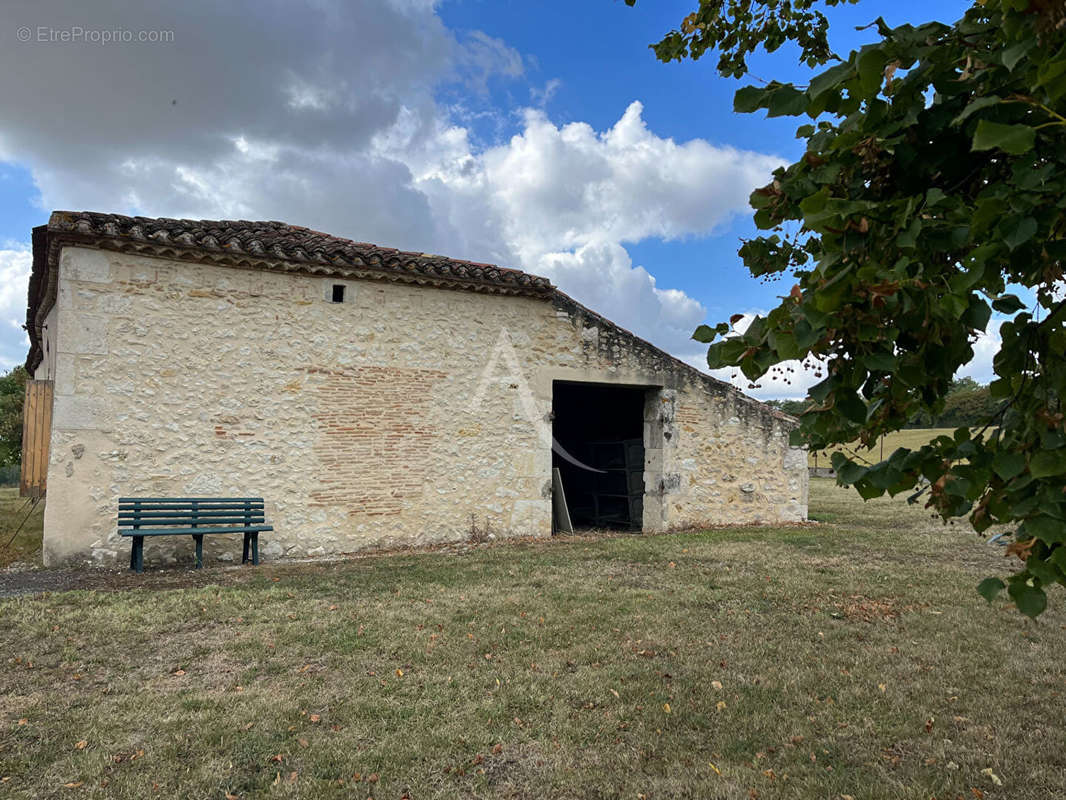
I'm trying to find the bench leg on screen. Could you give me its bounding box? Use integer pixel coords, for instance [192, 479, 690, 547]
[252, 532, 259, 566]
[242, 532, 250, 564]
[129, 536, 144, 573]
[193, 534, 204, 569]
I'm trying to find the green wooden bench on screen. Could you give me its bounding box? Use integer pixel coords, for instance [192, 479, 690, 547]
[118, 497, 273, 573]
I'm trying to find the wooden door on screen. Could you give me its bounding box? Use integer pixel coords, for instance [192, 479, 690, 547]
[20, 380, 53, 498]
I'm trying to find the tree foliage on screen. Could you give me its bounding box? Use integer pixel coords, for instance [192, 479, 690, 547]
[631, 0, 1066, 615]
[0, 366, 26, 467]
[908, 377, 1004, 428]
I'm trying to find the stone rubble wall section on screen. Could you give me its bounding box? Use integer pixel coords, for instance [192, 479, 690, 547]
[39, 246, 807, 567]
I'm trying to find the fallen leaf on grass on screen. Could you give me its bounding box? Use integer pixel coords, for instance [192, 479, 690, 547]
[716, 701, 727, 711]
[74, 740, 87, 750]
[309, 714, 321, 724]
[980, 768, 1003, 786]
[270, 754, 284, 764]
[708, 762, 721, 776]
[711, 680, 723, 691]
[492, 744, 503, 755]
[173, 669, 186, 676]
[225, 793, 239, 799]
[17, 719, 27, 726]
[609, 689, 620, 699]
[663, 703, 671, 713]
[63, 782, 83, 789]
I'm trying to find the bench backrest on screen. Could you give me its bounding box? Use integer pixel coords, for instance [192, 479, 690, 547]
[118, 497, 266, 529]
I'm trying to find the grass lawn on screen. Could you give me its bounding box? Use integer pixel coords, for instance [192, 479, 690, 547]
[1, 480, 1063, 799]
[0, 487, 44, 568]
[808, 428, 958, 469]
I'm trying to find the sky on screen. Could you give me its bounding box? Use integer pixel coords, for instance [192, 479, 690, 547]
[0, 0, 981, 398]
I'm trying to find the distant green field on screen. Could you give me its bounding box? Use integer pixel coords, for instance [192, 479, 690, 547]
[808, 428, 956, 469]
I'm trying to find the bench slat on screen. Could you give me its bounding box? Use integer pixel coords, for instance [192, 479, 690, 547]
[118, 507, 262, 520]
[119, 507, 262, 514]
[118, 497, 264, 503]
[119, 525, 274, 537]
[118, 520, 262, 526]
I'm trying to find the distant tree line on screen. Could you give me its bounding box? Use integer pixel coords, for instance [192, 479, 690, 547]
[0, 365, 27, 466]
[766, 378, 1003, 429]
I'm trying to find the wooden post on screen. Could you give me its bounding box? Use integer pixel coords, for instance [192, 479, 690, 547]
[551, 467, 574, 534]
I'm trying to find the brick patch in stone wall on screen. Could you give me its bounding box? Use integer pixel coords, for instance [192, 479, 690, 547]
[307, 365, 447, 516]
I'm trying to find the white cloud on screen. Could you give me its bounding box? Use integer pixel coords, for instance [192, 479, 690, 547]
[404, 102, 782, 356]
[0, 0, 783, 375]
[530, 78, 562, 107]
[686, 311, 1005, 402]
[958, 327, 1000, 384]
[0, 245, 32, 370]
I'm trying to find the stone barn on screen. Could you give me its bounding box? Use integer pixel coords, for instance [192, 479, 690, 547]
[23, 211, 808, 567]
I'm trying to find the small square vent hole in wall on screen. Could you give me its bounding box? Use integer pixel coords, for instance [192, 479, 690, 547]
[331, 284, 346, 303]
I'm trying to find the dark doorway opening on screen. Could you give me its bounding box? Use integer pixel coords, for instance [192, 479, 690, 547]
[552, 382, 647, 531]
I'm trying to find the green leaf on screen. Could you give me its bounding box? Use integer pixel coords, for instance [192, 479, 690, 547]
[1008, 578, 1047, 618]
[692, 324, 717, 343]
[943, 293, 968, 319]
[976, 577, 1006, 603]
[972, 120, 1035, 155]
[832, 455, 867, 485]
[991, 294, 1026, 314]
[835, 391, 867, 424]
[1050, 547, 1066, 574]
[952, 95, 1001, 125]
[1002, 216, 1038, 251]
[857, 47, 887, 96]
[962, 298, 992, 332]
[1030, 449, 1066, 479]
[993, 451, 1026, 481]
[766, 85, 808, 117]
[1027, 553, 1063, 585]
[855, 481, 885, 500]
[1021, 515, 1066, 545]
[864, 351, 896, 372]
[1002, 38, 1035, 71]
[734, 86, 768, 113]
[808, 61, 853, 100]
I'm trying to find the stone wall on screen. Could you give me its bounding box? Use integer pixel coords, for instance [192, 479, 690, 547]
[39, 246, 807, 567]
